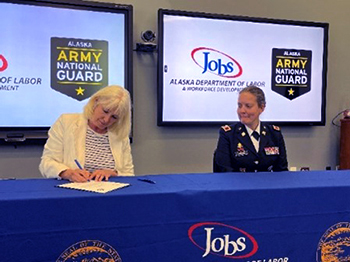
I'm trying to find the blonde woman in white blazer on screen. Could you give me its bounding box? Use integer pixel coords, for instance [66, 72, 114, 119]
[40, 85, 134, 182]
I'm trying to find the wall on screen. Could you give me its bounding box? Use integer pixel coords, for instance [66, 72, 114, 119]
[1, 0, 349, 178]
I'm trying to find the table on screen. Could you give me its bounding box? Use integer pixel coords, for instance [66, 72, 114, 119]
[1, 170, 350, 261]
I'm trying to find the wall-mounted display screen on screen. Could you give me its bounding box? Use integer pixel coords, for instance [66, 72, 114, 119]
[0, 0, 132, 139]
[158, 9, 328, 126]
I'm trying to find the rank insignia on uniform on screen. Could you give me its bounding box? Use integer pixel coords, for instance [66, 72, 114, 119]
[262, 131, 266, 136]
[237, 143, 243, 149]
[273, 125, 280, 131]
[264, 147, 280, 155]
[241, 132, 246, 137]
[222, 125, 231, 132]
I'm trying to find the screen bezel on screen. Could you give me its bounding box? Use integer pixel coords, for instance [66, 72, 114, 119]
[157, 8, 329, 126]
[0, 0, 133, 140]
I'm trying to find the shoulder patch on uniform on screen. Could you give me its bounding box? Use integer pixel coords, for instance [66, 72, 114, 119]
[272, 125, 281, 131]
[221, 125, 231, 132]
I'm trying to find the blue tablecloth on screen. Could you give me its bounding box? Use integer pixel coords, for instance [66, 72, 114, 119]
[1, 170, 350, 261]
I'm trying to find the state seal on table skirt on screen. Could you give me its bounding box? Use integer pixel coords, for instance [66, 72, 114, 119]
[316, 222, 350, 262]
[56, 240, 122, 262]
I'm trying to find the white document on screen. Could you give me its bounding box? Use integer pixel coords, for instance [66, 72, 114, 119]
[57, 181, 130, 194]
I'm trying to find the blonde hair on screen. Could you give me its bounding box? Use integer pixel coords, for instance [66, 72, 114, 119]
[84, 85, 131, 139]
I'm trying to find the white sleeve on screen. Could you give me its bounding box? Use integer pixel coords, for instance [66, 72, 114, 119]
[117, 137, 134, 176]
[39, 116, 70, 178]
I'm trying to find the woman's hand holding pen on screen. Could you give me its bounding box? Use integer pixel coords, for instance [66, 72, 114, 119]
[60, 161, 118, 182]
[59, 169, 91, 182]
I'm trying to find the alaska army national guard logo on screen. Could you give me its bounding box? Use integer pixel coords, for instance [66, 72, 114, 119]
[271, 48, 312, 100]
[51, 37, 109, 101]
[56, 240, 122, 262]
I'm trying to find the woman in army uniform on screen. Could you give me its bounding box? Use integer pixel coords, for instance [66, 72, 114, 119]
[214, 85, 288, 173]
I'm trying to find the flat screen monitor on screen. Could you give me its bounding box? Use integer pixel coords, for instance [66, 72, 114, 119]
[158, 9, 328, 126]
[0, 0, 132, 140]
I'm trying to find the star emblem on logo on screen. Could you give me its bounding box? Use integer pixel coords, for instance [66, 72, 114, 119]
[75, 87, 85, 95]
[288, 88, 295, 96]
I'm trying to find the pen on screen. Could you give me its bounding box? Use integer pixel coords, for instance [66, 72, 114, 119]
[74, 159, 83, 170]
[138, 178, 156, 184]
[74, 159, 91, 182]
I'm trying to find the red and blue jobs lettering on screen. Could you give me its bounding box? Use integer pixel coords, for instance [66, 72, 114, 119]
[191, 47, 243, 78]
[188, 222, 258, 259]
[0, 55, 8, 72]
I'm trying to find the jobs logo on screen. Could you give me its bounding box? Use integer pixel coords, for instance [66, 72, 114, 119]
[0, 55, 8, 72]
[191, 47, 243, 78]
[188, 222, 258, 259]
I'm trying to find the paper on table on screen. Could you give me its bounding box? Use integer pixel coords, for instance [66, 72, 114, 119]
[57, 181, 130, 194]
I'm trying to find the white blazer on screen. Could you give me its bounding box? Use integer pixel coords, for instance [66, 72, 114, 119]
[39, 114, 134, 178]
